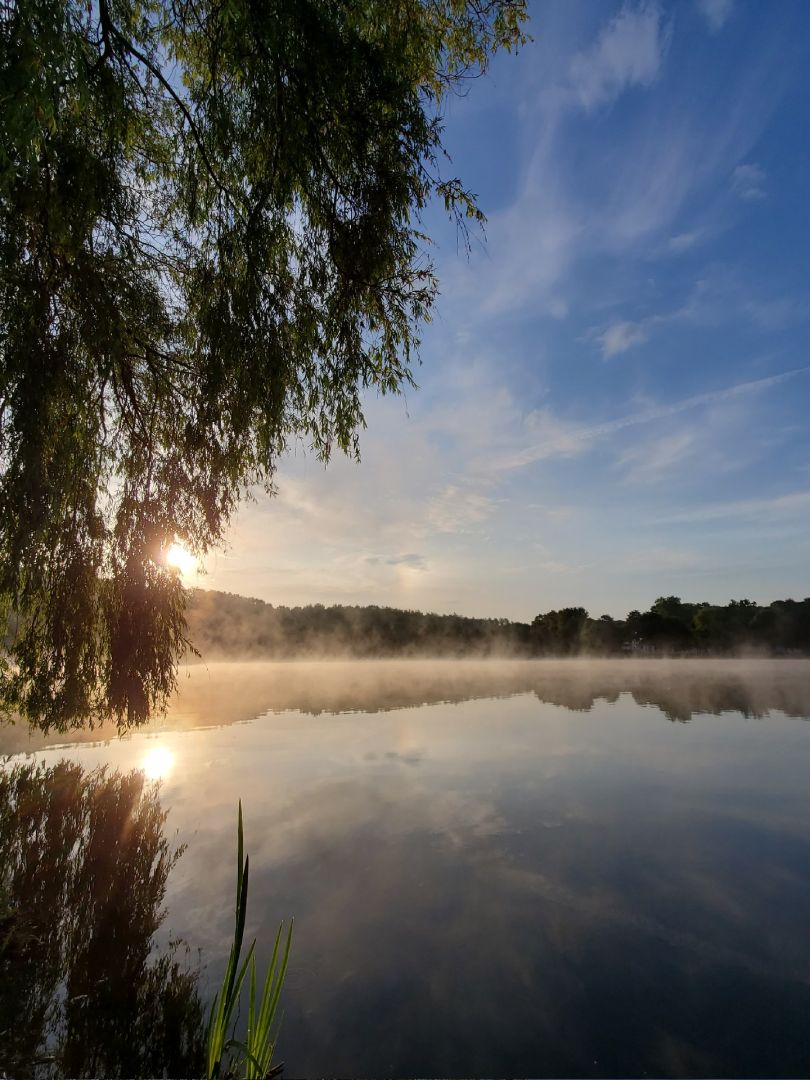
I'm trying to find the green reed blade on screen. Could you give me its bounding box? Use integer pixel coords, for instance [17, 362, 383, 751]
[205, 803, 293, 1080]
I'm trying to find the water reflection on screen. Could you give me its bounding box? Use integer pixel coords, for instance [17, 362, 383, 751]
[3, 662, 810, 1076]
[172, 657, 810, 725]
[2, 659, 809, 755]
[142, 744, 175, 781]
[0, 762, 203, 1078]
[236, 737, 810, 1077]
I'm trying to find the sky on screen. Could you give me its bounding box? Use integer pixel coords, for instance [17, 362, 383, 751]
[202, 0, 810, 621]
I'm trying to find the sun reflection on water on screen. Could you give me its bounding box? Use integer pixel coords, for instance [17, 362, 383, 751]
[141, 745, 175, 782]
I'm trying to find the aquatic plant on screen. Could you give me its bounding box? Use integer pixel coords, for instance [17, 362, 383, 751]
[205, 802, 292, 1079]
[242, 921, 294, 1080]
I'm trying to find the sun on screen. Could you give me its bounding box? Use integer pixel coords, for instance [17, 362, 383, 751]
[142, 745, 175, 782]
[165, 541, 197, 577]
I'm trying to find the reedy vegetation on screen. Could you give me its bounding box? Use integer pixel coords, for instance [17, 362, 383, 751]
[205, 802, 292, 1080]
[0, 0, 528, 731]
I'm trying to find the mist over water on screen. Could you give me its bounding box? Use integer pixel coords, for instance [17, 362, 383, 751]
[4, 658, 810, 756]
[3, 659, 810, 1076]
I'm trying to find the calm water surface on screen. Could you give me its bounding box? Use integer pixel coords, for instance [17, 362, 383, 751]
[3, 659, 810, 1077]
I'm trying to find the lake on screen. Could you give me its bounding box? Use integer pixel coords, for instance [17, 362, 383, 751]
[3, 659, 810, 1077]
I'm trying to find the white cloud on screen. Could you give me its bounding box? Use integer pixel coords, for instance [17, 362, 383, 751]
[527, 503, 581, 524]
[472, 183, 581, 318]
[695, 0, 734, 32]
[487, 366, 810, 475]
[536, 559, 584, 575]
[615, 546, 708, 572]
[427, 486, 499, 534]
[486, 407, 589, 472]
[616, 431, 697, 484]
[732, 162, 767, 200]
[654, 490, 810, 525]
[569, 2, 669, 112]
[668, 230, 703, 253]
[201, 348, 809, 618]
[744, 294, 809, 331]
[682, 269, 807, 331]
[437, 0, 785, 324]
[207, 362, 808, 610]
[592, 267, 808, 356]
[593, 86, 778, 256]
[365, 552, 427, 570]
[598, 320, 650, 357]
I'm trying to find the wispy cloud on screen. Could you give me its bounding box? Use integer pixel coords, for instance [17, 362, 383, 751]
[614, 546, 709, 573]
[365, 552, 427, 570]
[668, 229, 704, 253]
[654, 490, 810, 525]
[488, 366, 810, 473]
[593, 267, 807, 356]
[732, 162, 767, 200]
[615, 431, 697, 484]
[746, 294, 809, 331]
[451, 3, 784, 322]
[427, 486, 500, 534]
[598, 320, 650, 357]
[535, 559, 585, 575]
[527, 503, 582, 524]
[569, 2, 670, 111]
[201, 3, 808, 619]
[695, 0, 734, 32]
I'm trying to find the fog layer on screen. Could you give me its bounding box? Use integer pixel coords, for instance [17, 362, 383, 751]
[4, 657, 809, 756]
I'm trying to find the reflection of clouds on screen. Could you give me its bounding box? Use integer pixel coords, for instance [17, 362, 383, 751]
[7, 661, 810, 1076]
[239, 763, 810, 1076]
[254, 775, 509, 862]
[384, 749, 425, 765]
[266, 768, 810, 986]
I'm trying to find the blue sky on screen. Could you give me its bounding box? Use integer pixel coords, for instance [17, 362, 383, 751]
[203, 0, 810, 620]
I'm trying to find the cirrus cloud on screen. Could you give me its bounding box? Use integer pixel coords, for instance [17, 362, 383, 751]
[569, 2, 670, 112]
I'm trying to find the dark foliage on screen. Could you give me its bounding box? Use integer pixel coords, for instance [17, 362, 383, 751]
[184, 589, 810, 659]
[0, 0, 527, 730]
[186, 588, 534, 658]
[534, 595, 810, 656]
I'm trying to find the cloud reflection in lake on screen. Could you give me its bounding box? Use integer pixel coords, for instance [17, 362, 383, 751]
[2, 659, 810, 1076]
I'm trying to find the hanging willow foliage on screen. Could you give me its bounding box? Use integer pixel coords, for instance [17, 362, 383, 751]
[0, 0, 528, 730]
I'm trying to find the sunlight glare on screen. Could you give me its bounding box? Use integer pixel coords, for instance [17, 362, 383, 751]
[165, 541, 197, 577]
[142, 745, 175, 782]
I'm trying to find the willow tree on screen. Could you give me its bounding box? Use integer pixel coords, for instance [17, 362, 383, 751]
[0, 0, 527, 730]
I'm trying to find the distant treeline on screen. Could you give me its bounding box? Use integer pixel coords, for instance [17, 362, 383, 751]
[186, 590, 532, 658]
[186, 591, 810, 658]
[532, 596, 810, 655]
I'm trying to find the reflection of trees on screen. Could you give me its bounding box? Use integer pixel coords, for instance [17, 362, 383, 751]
[163, 659, 807, 726]
[0, 762, 203, 1078]
[4, 661, 810, 759]
[531, 668, 810, 723]
[148, 659, 810, 725]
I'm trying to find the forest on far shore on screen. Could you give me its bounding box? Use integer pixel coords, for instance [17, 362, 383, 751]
[186, 591, 810, 659]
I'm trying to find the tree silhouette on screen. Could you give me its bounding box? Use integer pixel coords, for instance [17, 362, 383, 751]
[0, 0, 527, 731]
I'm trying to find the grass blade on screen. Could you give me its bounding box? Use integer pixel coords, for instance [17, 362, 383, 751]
[244, 919, 294, 1079]
[205, 803, 292, 1079]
